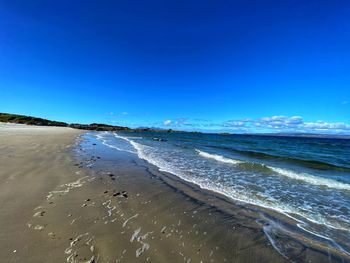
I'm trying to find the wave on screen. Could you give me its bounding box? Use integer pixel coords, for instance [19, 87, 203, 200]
[196, 149, 242, 165]
[110, 133, 350, 236]
[113, 134, 349, 229]
[213, 146, 350, 172]
[196, 149, 276, 173]
[113, 135, 290, 209]
[106, 133, 350, 192]
[108, 133, 350, 257]
[95, 133, 136, 154]
[196, 149, 350, 191]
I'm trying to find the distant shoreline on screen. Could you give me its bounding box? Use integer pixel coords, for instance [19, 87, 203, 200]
[1, 112, 349, 139]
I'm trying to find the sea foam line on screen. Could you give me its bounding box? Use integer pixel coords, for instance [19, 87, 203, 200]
[96, 133, 136, 154]
[195, 149, 350, 191]
[112, 134, 314, 219]
[112, 132, 350, 257]
[196, 149, 242, 165]
[112, 133, 349, 233]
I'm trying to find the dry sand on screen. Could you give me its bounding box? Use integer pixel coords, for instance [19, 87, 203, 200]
[0, 123, 84, 262]
[0, 123, 292, 262]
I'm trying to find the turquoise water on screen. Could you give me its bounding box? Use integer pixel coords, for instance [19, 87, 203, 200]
[95, 131, 350, 258]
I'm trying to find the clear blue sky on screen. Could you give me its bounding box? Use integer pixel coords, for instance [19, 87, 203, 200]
[1, 0, 350, 133]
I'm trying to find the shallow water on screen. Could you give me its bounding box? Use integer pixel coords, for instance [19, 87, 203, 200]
[95, 131, 350, 259]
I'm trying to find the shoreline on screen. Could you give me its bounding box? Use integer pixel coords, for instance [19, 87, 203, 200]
[0, 124, 348, 262]
[88, 131, 350, 262]
[75, 132, 288, 262]
[2, 113, 350, 139]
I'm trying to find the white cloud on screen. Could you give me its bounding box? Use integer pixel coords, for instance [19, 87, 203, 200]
[286, 116, 303, 125]
[222, 116, 350, 134]
[121, 112, 129, 115]
[342, 101, 348, 105]
[303, 121, 350, 130]
[162, 118, 192, 127]
[223, 121, 245, 127]
[163, 120, 172, 126]
[159, 116, 350, 134]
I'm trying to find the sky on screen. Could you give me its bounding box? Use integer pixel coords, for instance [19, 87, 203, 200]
[1, 0, 350, 134]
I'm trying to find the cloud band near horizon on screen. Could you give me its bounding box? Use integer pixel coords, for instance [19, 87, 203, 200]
[162, 116, 350, 134]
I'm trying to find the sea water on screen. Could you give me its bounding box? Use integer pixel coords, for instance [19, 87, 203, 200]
[96, 131, 350, 259]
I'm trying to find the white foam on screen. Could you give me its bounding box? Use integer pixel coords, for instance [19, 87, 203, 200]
[114, 135, 304, 222]
[196, 149, 350, 191]
[296, 223, 350, 257]
[130, 228, 142, 242]
[113, 133, 350, 247]
[96, 133, 136, 154]
[269, 167, 350, 191]
[123, 214, 139, 228]
[114, 133, 134, 143]
[196, 149, 242, 165]
[261, 214, 350, 259]
[65, 232, 97, 263]
[46, 176, 89, 200]
[34, 225, 44, 230]
[129, 227, 152, 258]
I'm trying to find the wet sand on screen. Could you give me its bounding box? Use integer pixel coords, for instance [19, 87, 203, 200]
[0, 124, 345, 262]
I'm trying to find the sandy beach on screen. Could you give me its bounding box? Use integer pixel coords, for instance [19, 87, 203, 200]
[2, 0, 349, 261]
[1, 124, 345, 262]
[0, 124, 84, 262]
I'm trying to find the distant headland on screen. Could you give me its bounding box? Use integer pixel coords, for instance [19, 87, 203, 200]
[0, 112, 171, 133]
[1, 112, 349, 139]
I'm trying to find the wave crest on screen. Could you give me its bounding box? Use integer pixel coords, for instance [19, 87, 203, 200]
[196, 149, 350, 191]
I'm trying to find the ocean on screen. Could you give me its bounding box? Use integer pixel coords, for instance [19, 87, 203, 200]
[95, 131, 350, 258]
